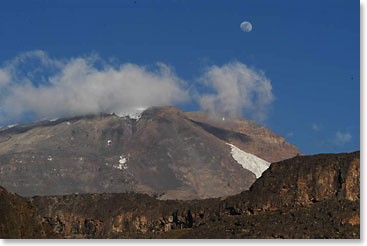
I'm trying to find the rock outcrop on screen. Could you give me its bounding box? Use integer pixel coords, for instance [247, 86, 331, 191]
[226, 151, 360, 212]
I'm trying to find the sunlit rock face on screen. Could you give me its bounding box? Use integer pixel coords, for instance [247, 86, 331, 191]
[239, 151, 361, 211]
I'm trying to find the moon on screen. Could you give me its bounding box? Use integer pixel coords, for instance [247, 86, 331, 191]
[240, 21, 252, 32]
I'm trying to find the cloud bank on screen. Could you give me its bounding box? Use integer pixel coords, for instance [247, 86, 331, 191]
[0, 51, 274, 124]
[198, 62, 273, 121]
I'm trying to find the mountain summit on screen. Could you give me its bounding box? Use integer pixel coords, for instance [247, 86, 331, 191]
[0, 106, 301, 200]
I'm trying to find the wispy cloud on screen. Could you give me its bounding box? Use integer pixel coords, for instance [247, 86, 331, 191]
[198, 62, 274, 121]
[335, 131, 352, 145]
[287, 132, 294, 137]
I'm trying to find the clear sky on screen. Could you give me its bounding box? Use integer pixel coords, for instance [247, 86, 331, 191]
[0, 0, 360, 155]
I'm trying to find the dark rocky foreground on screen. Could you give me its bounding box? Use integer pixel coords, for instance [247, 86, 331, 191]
[0, 151, 359, 239]
[0, 186, 60, 238]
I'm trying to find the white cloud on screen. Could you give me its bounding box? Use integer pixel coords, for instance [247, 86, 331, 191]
[335, 131, 352, 145]
[0, 69, 11, 87]
[198, 62, 274, 121]
[287, 132, 294, 137]
[0, 51, 189, 123]
[312, 123, 321, 131]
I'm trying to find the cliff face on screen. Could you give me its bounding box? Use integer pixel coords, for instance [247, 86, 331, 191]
[26, 151, 359, 239]
[29, 192, 218, 238]
[0, 186, 59, 239]
[234, 151, 360, 212]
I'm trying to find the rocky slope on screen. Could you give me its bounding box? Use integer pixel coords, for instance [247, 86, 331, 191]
[0, 186, 59, 238]
[185, 111, 301, 162]
[25, 151, 359, 239]
[0, 106, 299, 200]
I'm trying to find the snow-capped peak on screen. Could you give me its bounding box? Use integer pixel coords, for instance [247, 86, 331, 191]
[226, 143, 270, 178]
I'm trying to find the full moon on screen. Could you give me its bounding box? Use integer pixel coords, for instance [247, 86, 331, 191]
[240, 21, 252, 32]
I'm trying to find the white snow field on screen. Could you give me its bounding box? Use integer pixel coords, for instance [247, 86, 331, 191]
[226, 143, 270, 178]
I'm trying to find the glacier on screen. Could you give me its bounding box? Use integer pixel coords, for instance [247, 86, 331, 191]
[227, 143, 270, 178]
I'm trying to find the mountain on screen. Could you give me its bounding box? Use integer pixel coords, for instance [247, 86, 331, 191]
[1, 151, 355, 239]
[0, 106, 300, 200]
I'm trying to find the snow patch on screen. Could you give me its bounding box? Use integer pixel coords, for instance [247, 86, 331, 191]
[107, 140, 112, 146]
[119, 155, 127, 164]
[49, 118, 58, 122]
[7, 124, 18, 128]
[47, 156, 53, 161]
[226, 143, 270, 178]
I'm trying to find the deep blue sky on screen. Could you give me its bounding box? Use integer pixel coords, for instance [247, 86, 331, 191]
[0, 0, 359, 154]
